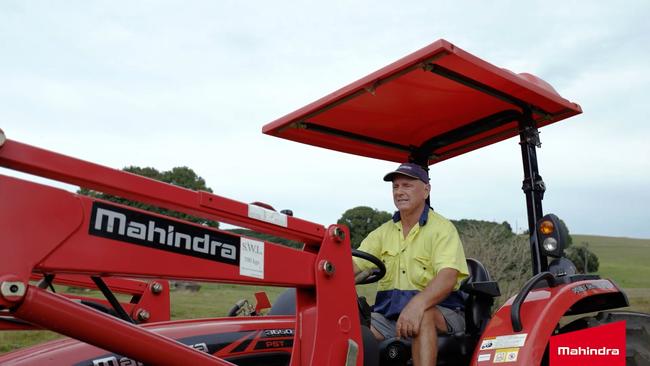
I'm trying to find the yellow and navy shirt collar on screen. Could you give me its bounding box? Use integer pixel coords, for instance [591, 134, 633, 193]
[391, 204, 431, 226]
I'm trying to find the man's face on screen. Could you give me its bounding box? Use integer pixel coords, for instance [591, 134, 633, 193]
[392, 175, 430, 213]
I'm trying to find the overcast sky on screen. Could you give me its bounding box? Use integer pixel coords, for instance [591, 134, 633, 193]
[1, 1, 649, 239]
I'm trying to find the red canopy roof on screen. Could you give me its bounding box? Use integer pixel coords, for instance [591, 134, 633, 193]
[263, 39, 582, 165]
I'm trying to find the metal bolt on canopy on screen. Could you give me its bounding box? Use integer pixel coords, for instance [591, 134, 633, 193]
[151, 282, 163, 294]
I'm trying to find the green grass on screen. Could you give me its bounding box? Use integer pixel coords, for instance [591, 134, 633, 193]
[573, 235, 650, 288]
[2, 234, 649, 355]
[0, 331, 61, 353]
[170, 284, 288, 319]
[622, 288, 650, 314]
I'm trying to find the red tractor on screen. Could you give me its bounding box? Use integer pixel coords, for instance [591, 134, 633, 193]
[1, 39, 648, 365]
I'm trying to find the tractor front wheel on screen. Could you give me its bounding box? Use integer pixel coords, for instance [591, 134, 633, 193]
[559, 311, 650, 366]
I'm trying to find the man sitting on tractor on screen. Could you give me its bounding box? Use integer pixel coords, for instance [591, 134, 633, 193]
[354, 163, 469, 366]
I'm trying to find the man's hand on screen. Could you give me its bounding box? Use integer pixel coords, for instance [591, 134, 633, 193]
[354, 269, 372, 284]
[396, 295, 426, 338]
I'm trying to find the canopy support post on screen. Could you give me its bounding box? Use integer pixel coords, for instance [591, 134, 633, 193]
[519, 111, 547, 274]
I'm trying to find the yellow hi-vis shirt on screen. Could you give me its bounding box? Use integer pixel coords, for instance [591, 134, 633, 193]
[354, 206, 468, 319]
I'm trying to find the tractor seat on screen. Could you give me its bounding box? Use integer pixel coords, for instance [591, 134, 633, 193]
[460, 258, 501, 334]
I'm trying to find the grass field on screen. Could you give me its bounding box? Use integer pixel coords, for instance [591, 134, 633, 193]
[2, 235, 648, 355]
[572, 234, 650, 315]
[573, 234, 650, 288]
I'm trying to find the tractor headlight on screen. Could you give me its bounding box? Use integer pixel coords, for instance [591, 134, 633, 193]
[536, 214, 566, 258]
[542, 237, 558, 252]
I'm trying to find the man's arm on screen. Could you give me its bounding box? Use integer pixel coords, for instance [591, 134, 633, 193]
[395, 267, 459, 338]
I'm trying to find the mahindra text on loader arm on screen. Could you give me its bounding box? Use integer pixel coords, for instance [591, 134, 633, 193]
[1, 39, 649, 366]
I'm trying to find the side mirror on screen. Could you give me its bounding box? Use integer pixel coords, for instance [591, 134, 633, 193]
[536, 213, 567, 258]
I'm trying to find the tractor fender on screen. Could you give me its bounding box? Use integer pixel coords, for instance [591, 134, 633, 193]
[470, 278, 628, 365]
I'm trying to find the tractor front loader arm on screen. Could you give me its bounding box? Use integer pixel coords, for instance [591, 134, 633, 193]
[14, 285, 232, 366]
[0, 174, 317, 291]
[0, 137, 326, 246]
[0, 133, 364, 366]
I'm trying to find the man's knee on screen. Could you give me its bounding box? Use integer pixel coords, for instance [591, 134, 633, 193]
[422, 306, 449, 334]
[370, 325, 385, 341]
[416, 307, 439, 335]
[421, 307, 436, 325]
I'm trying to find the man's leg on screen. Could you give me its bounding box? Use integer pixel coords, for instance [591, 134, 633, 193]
[413, 306, 465, 366]
[412, 307, 445, 366]
[370, 325, 385, 341]
[369, 312, 394, 341]
[371, 309, 463, 365]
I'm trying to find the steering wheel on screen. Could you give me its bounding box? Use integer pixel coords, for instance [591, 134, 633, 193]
[352, 248, 386, 285]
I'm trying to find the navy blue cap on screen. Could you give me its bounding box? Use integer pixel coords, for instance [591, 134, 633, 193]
[383, 163, 429, 184]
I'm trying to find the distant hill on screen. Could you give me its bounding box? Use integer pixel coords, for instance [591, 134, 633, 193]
[573, 235, 650, 288]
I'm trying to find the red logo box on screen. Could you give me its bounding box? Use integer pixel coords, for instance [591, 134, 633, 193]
[550, 321, 625, 366]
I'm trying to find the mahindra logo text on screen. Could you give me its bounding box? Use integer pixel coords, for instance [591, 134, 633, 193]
[557, 346, 620, 356]
[95, 208, 236, 259]
[89, 202, 239, 265]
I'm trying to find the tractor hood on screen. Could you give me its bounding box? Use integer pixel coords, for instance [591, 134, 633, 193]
[262, 39, 582, 165]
